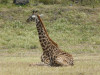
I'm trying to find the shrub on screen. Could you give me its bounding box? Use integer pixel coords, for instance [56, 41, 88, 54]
[0, 0, 8, 3]
[38, 0, 54, 4]
[34, 0, 65, 4]
[34, 0, 100, 6]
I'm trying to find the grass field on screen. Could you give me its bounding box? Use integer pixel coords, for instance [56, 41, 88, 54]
[0, 4, 100, 53]
[0, 2, 100, 75]
[0, 53, 100, 75]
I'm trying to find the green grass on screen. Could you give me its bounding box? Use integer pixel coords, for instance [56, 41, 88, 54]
[0, 4, 100, 53]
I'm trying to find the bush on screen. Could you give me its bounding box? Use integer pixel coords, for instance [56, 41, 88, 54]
[38, 0, 54, 4]
[0, 0, 8, 3]
[34, 0, 100, 6]
[34, 0, 66, 4]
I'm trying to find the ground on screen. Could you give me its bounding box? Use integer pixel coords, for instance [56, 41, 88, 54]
[0, 52, 100, 75]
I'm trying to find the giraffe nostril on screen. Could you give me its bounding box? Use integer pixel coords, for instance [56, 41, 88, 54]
[71, 63, 74, 66]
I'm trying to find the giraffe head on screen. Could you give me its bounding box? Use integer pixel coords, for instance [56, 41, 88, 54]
[26, 10, 43, 22]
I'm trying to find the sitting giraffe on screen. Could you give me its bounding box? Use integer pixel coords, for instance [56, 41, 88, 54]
[27, 11, 74, 66]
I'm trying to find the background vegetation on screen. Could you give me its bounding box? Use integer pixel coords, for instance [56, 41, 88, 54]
[0, 0, 100, 5]
[35, 0, 100, 6]
[0, 0, 100, 75]
[0, 0, 100, 53]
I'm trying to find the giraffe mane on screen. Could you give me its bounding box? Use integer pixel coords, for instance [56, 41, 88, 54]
[37, 15, 58, 47]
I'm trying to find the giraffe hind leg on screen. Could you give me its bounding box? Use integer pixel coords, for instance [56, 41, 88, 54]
[55, 56, 72, 66]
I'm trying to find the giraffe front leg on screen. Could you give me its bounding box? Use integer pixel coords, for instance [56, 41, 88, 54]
[41, 54, 50, 65]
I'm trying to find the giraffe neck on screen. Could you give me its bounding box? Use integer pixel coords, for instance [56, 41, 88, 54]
[35, 15, 58, 51]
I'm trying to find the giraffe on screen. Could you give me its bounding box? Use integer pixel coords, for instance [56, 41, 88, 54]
[26, 11, 74, 66]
